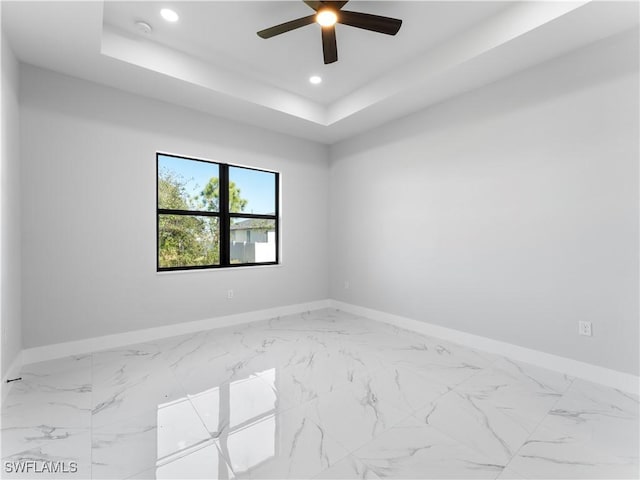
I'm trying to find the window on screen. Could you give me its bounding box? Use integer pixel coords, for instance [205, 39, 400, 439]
[157, 153, 279, 271]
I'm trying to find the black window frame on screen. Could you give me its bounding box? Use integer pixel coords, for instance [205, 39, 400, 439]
[156, 152, 280, 272]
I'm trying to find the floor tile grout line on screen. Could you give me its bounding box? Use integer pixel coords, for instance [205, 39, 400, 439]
[406, 387, 511, 472]
[308, 406, 420, 477]
[311, 375, 507, 480]
[5, 310, 637, 479]
[401, 357, 561, 479]
[257, 315, 431, 475]
[209, 311, 400, 477]
[497, 376, 578, 480]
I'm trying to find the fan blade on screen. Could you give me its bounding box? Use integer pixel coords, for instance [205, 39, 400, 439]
[304, 1, 349, 11]
[338, 10, 402, 35]
[321, 26, 338, 64]
[257, 15, 316, 39]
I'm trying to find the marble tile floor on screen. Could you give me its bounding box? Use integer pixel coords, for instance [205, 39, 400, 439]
[1, 309, 638, 479]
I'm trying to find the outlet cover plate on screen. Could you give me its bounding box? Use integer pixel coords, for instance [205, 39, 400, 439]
[578, 321, 592, 336]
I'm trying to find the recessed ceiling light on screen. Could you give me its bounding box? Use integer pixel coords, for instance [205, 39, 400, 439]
[160, 8, 179, 22]
[134, 21, 152, 35]
[316, 9, 337, 27]
[309, 76, 322, 85]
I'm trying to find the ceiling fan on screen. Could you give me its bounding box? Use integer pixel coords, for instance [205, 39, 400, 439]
[257, 1, 402, 64]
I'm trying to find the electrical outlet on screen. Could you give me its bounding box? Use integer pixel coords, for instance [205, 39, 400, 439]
[578, 321, 592, 337]
[344, 280, 350, 290]
[227, 289, 234, 299]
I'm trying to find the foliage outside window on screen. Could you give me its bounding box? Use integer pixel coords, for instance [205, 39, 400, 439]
[157, 153, 279, 271]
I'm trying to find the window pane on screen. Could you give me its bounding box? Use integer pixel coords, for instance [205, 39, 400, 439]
[158, 215, 219, 268]
[230, 218, 276, 264]
[158, 155, 219, 212]
[228, 167, 276, 214]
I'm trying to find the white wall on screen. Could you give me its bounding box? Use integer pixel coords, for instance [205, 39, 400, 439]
[329, 29, 639, 376]
[1, 31, 22, 381]
[13, 26, 640, 379]
[19, 65, 329, 348]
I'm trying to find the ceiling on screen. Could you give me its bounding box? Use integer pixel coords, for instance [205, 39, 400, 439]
[102, 1, 509, 104]
[2, 1, 639, 144]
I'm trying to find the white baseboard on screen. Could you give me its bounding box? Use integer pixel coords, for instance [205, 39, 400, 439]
[21, 300, 330, 365]
[1, 350, 24, 403]
[15, 298, 639, 395]
[330, 300, 640, 395]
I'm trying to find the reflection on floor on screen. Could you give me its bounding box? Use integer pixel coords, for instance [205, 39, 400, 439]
[1, 309, 638, 479]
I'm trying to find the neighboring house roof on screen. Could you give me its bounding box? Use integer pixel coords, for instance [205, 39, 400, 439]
[231, 217, 275, 230]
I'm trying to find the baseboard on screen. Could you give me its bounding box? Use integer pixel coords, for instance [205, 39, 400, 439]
[16, 298, 640, 395]
[329, 300, 639, 394]
[21, 300, 330, 365]
[1, 350, 24, 403]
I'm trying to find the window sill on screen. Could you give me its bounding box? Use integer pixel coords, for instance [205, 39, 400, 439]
[156, 263, 283, 275]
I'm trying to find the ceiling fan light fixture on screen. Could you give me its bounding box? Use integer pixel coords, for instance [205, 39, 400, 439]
[257, 1, 403, 65]
[160, 8, 179, 22]
[316, 9, 337, 27]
